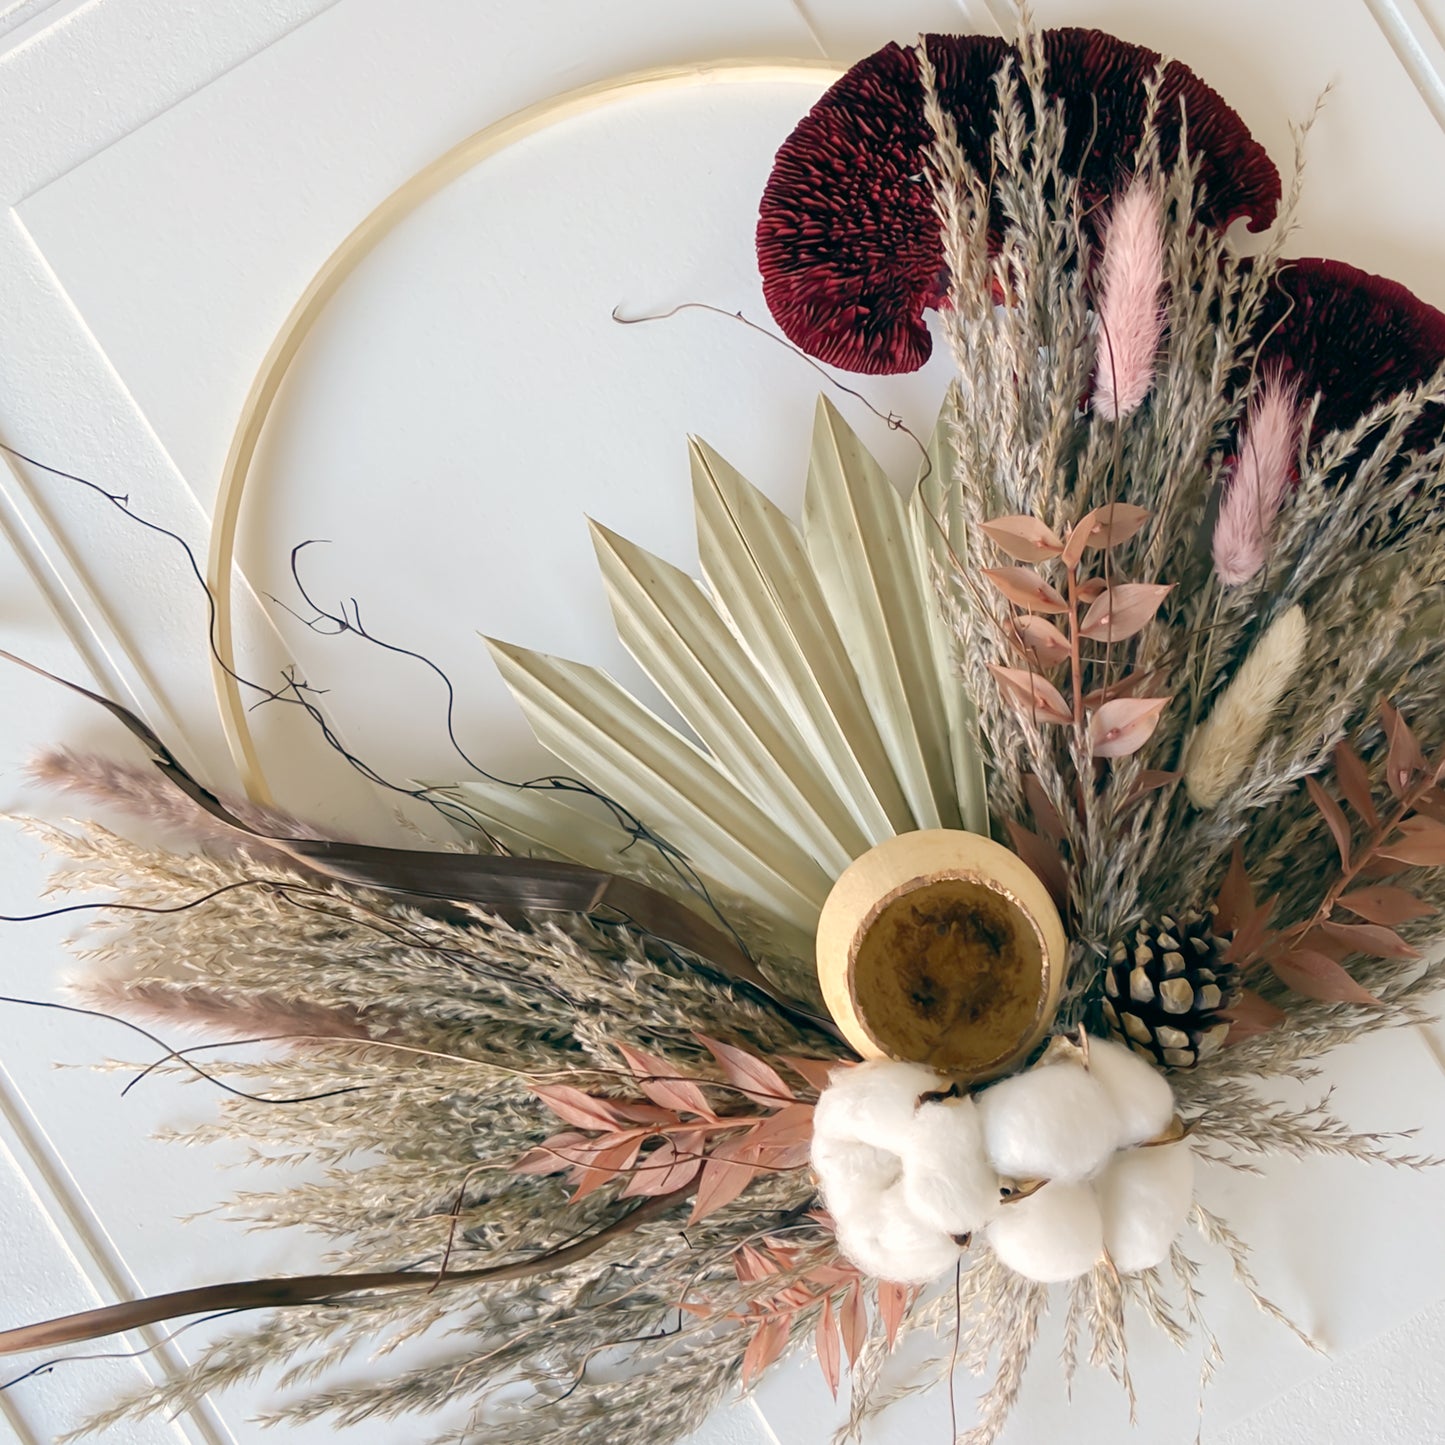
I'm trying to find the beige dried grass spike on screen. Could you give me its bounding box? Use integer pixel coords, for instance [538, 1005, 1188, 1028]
[480, 395, 988, 940]
[1183, 606, 1309, 809]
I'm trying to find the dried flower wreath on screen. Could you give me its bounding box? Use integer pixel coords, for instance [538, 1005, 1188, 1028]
[4, 16, 1445, 1445]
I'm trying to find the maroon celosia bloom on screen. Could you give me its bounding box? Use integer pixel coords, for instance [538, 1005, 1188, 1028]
[757, 29, 1280, 374]
[1256, 257, 1445, 445]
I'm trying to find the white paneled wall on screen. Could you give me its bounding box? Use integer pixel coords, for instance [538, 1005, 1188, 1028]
[0, 3, 1441, 1442]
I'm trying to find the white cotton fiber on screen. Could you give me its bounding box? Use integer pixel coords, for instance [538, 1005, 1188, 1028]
[985, 1181, 1103, 1283]
[812, 1060, 945, 1153]
[978, 1062, 1118, 1183]
[899, 1096, 1001, 1236]
[1096, 1140, 1196, 1274]
[812, 1063, 960, 1283]
[1086, 1038, 1176, 1148]
[811, 1133, 901, 1221]
[834, 1181, 965, 1286]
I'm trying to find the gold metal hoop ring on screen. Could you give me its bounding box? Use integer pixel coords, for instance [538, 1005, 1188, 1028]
[208, 58, 843, 803]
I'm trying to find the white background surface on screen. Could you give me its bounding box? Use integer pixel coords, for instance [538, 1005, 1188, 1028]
[1, 1, 1444, 1442]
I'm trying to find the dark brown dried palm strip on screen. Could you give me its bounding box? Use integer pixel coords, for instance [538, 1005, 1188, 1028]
[0, 649, 846, 1046]
[0, 1185, 691, 1354]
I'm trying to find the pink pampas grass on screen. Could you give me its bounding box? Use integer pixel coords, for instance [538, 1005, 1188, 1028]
[70, 977, 374, 1043]
[1092, 180, 1166, 421]
[1212, 373, 1301, 586]
[27, 748, 340, 859]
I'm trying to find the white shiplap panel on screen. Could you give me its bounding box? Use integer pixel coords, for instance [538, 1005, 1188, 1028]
[784, 0, 1005, 56]
[0, 0, 73, 51]
[1360, 0, 1445, 128]
[14, 0, 824, 497]
[1032, 0, 1445, 311]
[0, 1076, 227, 1445]
[0, 2, 1441, 1444]
[0, 0, 342, 203]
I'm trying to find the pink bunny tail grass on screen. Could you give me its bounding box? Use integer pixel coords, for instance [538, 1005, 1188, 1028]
[1092, 179, 1166, 421]
[27, 748, 341, 859]
[1212, 373, 1302, 586]
[70, 976, 373, 1044]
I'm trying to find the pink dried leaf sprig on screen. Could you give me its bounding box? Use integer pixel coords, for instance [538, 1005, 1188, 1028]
[1088, 696, 1171, 758]
[1062, 503, 1152, 564]
[1093, 179, 1167, 421]
[519, 1044, 905, 1397]
[979, 514, 1067, 562]
[982, 504, 1172, 758]
[1009, 614, 1072, 668]
[515, 1038, 821, 1223]
[1212, 372, 1302, 586]
[1218, 710, 1445, 1017]
[1077, 583, 1174, 641]
[987, 665, 1073, 726]
[688, 1237, 912, 1395]
[982, 566, 1068, 613]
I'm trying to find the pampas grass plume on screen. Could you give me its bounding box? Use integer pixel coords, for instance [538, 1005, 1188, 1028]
[28, 748, 335, 857]
[1092, 179, 1166, 421]
[1184, 605, 1309, 808]
[1213, 373, 1301, 585]
[71, 977, 373, 1042]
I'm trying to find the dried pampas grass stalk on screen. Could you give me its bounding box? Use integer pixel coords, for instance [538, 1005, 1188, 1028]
[1183, 605, 1310, 808]
[28, 749, 338, 856]
[70, 976, 373, 1044]
[1189, 1203, 1319, 1352]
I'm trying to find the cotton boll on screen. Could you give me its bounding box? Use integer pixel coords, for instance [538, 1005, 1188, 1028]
[986, 1181, 1103, 1283]
[812, 1060, 945, 1153]
[835, 1181, 965, 1285]
[978, 1063, 1118, 1183]
[1086, 1038, 1176, 1148]
[1097, 1140, 1196, 1274]
[812, 1133, 901, 1222]
[899, 1096, 1001, 1236]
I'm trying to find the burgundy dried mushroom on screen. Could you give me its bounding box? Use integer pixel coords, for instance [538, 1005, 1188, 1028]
[1256, 257, 1445, 445]
[757, 29, 1280, 375]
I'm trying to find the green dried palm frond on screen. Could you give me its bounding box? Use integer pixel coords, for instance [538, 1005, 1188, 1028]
[471, 395, 989, 954]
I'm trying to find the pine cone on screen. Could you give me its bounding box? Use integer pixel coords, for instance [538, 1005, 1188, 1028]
[1100, 910, 1238, 1069]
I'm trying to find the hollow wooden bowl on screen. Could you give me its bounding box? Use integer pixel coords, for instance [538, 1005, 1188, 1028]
[816, 830, 1066, 1082]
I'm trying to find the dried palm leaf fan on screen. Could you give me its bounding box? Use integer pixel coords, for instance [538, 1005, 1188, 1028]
[5, 18, 1445, 1445]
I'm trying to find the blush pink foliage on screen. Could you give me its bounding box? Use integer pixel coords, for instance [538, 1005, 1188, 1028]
[1212, 373, 1301, 586]
[1092, 180, 1166, 421]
